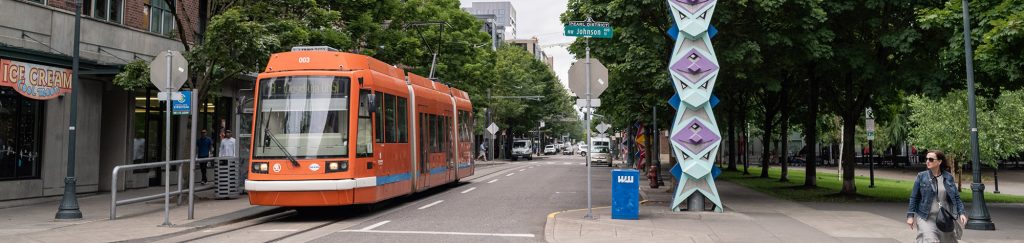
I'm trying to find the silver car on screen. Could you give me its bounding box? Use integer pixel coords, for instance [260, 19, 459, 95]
[589, 146, 612, 167]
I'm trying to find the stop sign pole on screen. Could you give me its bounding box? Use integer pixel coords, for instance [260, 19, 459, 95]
[566, 17, 613, 220]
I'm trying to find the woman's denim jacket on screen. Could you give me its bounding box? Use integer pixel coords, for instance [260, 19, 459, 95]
[907, 170, 966, 219]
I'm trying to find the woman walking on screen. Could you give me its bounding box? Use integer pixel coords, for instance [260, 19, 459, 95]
[906, 150, 967, 242]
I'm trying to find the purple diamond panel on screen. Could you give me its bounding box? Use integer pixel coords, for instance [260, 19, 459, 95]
[672, 119, 720, 154]
[671, 49, 718, 84]
[670, 0, 714, 15]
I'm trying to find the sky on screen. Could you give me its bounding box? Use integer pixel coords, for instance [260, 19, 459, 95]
[458, 0, 577, 92]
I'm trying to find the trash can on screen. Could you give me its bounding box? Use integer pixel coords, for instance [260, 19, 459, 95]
[611, 169, 640, 220]
[215, 159, 240, 199]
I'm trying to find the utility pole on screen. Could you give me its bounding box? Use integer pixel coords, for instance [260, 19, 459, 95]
[55, 0, 83, 220]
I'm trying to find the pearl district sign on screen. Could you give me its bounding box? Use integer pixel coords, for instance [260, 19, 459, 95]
[667, 0, 724, 212]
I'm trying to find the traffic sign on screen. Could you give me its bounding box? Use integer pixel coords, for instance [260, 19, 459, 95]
[576, 98, 601, 108]
[568, 59, 609, 98]
[596, 123, 610, 133]
[149, 50, 188, 92]
[866, 119, 876, 140]
[487, 123, 499, 135]
[564, 22, 613, 39]
[173, 90, 191, 115]
[540, 121, 545, 128]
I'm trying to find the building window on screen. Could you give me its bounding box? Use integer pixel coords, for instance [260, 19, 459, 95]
[89, 0, 123, 24]
[148, 0, 176, 36]
[0, 87, 44, 181]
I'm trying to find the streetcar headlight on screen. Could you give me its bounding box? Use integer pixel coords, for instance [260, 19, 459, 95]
[252, 162, 269, 174]
[326, 161, 348, 173]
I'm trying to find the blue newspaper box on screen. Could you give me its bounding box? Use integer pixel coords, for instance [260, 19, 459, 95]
[611, 169, 640, 220]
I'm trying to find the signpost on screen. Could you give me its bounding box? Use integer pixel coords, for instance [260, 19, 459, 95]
[565, 17, 613, 220]
[149, 50, 187, 226]
[865, 107, 875, 188]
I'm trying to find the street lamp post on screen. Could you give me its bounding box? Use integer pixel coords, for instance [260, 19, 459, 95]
[55, 0, 84, 220]
[960, 0, 996, 230]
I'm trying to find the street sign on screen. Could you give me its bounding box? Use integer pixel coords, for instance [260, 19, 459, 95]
[540, 121, 545, 128]
[173, 90, 191, 115]
[596, 123, 610, 133]
[865, 107, 875, 140]
[568, 59, 609, 98]
[564, 22, 613, 39]
[576, 98, 601, 108]
[866, 119, 876, 140]
[149, 50, 189, 92]
[487, 123, 499, 135]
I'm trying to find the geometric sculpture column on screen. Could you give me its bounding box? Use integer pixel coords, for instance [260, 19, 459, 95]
[667, 0, 724, 212]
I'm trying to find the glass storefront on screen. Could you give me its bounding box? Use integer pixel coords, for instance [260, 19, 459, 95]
[0, 87, 43, 181]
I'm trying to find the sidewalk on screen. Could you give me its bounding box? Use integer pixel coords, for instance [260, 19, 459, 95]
[544, 176, 912, 242]
[545, 159, 1024, 243]
[0, 186, 280, 242]
[808, 165, 1024, 196]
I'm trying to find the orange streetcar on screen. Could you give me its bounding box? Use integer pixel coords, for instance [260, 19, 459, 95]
[245, 46, 475, 206]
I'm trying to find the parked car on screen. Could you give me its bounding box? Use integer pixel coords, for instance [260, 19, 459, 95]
[579, 144, 589, 156]
[562, 143, 575, 155]
[543, 145, 557, 155]
[511, 140, 533, 161]
[590, 146, 613, 167]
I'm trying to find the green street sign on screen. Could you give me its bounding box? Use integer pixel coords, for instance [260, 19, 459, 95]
[564, 21, 613, 38]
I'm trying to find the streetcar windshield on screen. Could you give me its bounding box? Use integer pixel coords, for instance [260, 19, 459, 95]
[253, 76, 351, 159]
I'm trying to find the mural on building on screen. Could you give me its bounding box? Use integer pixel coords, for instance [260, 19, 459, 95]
[667, 0, 724, 212]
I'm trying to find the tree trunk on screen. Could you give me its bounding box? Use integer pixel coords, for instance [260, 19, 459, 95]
[779, 91, 790, 182]
[840, 112, 858, 195]
[803, 79, 819, 187]
[727, 107, 738, 171]
[742, 110, 750, 175]
[760, 112, 774, 178]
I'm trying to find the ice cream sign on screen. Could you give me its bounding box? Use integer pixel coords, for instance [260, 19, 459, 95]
[1, 58, 73, 100]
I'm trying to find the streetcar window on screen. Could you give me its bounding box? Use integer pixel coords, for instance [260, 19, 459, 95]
[384, 93, 397, 143]
[397, 97, 407, 143]
[376, 92, 384, 143]
[252, 76, 350, 159]
[356, 90, 374, 157]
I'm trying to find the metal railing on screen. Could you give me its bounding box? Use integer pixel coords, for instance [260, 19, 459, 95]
[110, 157, 237, 220]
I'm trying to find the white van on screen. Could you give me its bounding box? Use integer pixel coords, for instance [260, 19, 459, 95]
[511, 139, 533, 161]
[589, 137, 612, 166]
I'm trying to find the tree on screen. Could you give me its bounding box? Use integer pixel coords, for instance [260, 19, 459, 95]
[908, 90, 1024, 169]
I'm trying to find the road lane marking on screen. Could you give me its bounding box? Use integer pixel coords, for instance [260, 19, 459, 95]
[259, 229, 299, 232]
[563, 162, 572, 165]
[360, 221, 390, 231]
[461, 187, 476, 193]
[547, 162, 555, 164]
[506, 173, 515, 177]
[578, 163, 585, 165]
[340, 229, 535, 238]
[528, 167, 533, 169]
[418, 200, 444, 210]
[519, 169, 525, 172]
[487, 179, 499, 183]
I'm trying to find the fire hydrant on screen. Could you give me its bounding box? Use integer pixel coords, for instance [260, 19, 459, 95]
[648, 165, 659, 188]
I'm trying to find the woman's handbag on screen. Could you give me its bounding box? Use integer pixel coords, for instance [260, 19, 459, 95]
[936, 205, 956, 232]
[932, 175, 956, 232]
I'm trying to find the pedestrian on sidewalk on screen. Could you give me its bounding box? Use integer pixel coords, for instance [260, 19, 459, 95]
[906, 150, 966, 243]
[477, 143, 488, 161]
[196, 129, 213, 184]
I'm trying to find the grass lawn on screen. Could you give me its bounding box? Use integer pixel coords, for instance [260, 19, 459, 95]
[719, 166, 1024, 203]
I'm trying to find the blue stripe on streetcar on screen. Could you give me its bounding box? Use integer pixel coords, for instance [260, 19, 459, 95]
[376, 172, 411, 185]
[458, 162, 472, 169]
[429, 166, 448, 175]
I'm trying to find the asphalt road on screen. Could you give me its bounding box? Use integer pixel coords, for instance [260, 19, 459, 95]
[158, 154, 615, 243]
